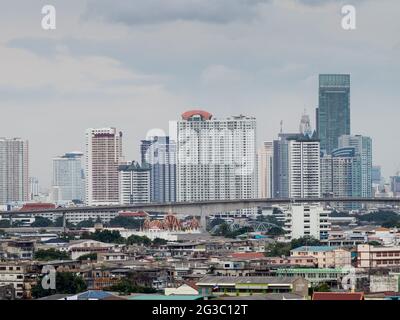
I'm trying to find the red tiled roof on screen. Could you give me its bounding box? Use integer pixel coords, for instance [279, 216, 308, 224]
[231, 252, 265, 260]
[312, 292, 364, 300]
[20, 203, 56, 211]
[119, 211, 149, 218]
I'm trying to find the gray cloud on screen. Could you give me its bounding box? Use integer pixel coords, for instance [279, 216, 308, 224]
[296, 0, 368, 5]
[84, 0, 270, 25]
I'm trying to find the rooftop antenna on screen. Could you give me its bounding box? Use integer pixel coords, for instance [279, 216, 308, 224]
[280, 120, 283, 134]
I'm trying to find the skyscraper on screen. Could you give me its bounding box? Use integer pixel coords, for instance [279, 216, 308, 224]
[29, 177, 39, 201]
[273, 133, 299, 198]
[371, 166, 382, 185]
[338, 135, 372, 197]
[118, 161, 150, 204]
[287, 136, 321, 198]
[174, 110, 257, 210]
[258, 141, 273, 198]
[52, 152, 85, 203]
[0, 138, 29, 205]
[317, 74, 350, 154]
[85, 128, 123, 205]
[299, 110, 313, 138]
[320, 147, 362, 209]
[141, 136, 176, 203]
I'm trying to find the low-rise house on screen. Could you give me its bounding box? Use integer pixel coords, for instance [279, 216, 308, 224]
[291, 246, 351, 268]
[274, 268, 351, 285]
[1, 240, 35, 260]
[83, 267, 122, 290]
[256, 256, 318, 268]
[97, 252, 128, 263]
[67, 240, 115, 260]
[0, 262, 35, 299]
[357, 244, 400, 268]
[196, 276, 309, 298]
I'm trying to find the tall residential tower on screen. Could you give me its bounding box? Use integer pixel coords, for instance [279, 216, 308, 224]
[0, 138, 29, 205]
[174, 110, 257, 210]
[85, 128, 123, 206]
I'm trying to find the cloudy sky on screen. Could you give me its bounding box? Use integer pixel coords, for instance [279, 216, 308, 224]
[1, 0, 399, 189]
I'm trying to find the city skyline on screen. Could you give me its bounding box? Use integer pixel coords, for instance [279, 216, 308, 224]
[1, 0, 399, 188]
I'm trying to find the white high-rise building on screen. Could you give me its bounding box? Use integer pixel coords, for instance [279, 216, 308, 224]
[174, 110, 257, 215]
[52, 152, 85, 203]
[258, 141, 273, 198]
[288, 137, 320, 198]
[29, 177, 39, 201]
[85, 128, 123, 206]
[118, 161, 151, 204]
[283, 203, 331, 240]
[0, 138, 29, 205]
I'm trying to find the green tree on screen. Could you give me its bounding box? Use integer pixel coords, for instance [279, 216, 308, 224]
[312, 282, 331, 292]
[31, 217, 53, 228]
[358, 211, 400, 225]
[77, 253, 97, 262]
[32, 272, 87, 298]
[34, 249, 70, 261]
[81, 230, 125, 244]
[54, 217, 74, 228]
[11, 220, 24, 227]
[207, 218, 225, 231]
[126, 235, 152, 246]
[265, 242, 292, 257]
[76, 219, 95, 228]
[152, 238, 167, 246]
[0, 219, 10, 228]
[290, 236, 322, 249]
[108, 216, 143, 229]
[368, 241, 382, 246]
[106, 278, 156, 295]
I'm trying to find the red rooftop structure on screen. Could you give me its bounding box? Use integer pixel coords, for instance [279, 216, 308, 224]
[19, 203, 56, 211]
[312, 292, 364, 300]
[181, 110, 213, 121]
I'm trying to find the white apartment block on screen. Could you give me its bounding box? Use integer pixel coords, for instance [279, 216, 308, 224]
[283, 204, 331, 240]
[0, 138, 29, 205]
[36, 211, 119, 225]
[258, 141, 273, 198]
[118, 161, 151, 204]
[85, 128, 123, 206]
[174, 111, 258, 207]
[288, 138, 320, 198]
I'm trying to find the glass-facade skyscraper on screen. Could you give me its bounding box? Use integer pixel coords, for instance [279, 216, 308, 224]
[141, 136, 176, 203]
[52, 152, 85, 203]
[317, 74, 350, 154]
[338, 134, 372, 198]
